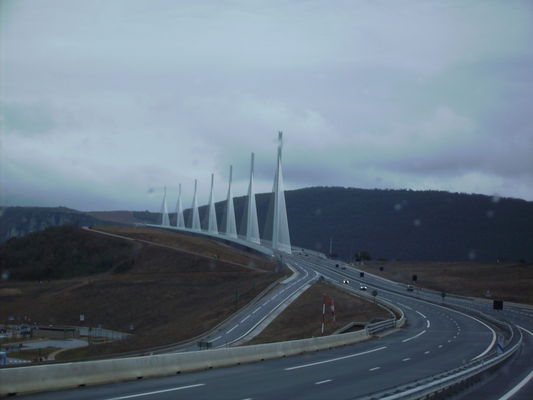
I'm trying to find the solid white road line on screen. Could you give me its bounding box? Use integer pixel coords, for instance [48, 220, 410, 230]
[210, 336, 221, 342]
[369, 367, 381, 371]
[416, 311, 427, 319]
[240, 315, 251, 323]
[315, 379, 332, 385]
[517, 325, 533, 336]
[497, 371, 533, 400]
[285, 346, 387, 371]
[402, 330, 426, 343]
[426, 320, 431, 328]
[226, 324, 239, 334]
[104, 384, 206, 399]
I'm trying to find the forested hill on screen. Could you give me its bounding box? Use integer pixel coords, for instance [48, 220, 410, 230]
[268, 187, 532, 262]
[2, 187, 532, 262]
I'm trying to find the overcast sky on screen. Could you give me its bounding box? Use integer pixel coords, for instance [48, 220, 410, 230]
[1, 0, 532, 211]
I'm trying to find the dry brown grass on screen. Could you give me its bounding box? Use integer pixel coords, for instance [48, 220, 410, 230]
[359, 261, 533, 304]
[94, 225, 277, 272]
[248, 282, 392, 344]
[0, 227, 283, 359]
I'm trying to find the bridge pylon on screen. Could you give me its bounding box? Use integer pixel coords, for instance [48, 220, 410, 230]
[160, 186, 170, 227]
[271, 132, 292, 254]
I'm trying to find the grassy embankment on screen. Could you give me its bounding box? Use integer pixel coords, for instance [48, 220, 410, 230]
[358, 260, 533, 305]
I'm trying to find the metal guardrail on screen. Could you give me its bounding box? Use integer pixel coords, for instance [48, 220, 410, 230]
[366, 319, 396, 335]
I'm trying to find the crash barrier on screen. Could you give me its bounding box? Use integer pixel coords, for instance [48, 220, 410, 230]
[356, 311, 521, 400]
[1, 327, 368, 396]
[0, 300, 404, 397]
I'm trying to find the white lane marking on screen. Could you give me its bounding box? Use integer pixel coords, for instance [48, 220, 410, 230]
[397, 302, 413, 310]
[402, 330, 426, 343]
[424, 351, 430, 354]
[438, 345, 443, 348]
[252, 306, 261, 314]
[426, 320, 430, 328]
[416, 311, 427, 319]
[497, 370, 533, 400]
[240, 315, 251, 323]
[210, 336, 221, 342]
[402, 357, 411, 362]
[369, 367, 381, 371]
[226, 324, 239, 334]
[517, 325, 533, 336]
[285, 346, 387, 371]
[448, 340, 452, 343]
[104, 384, 206, 399]
[315, 379, 332, 385]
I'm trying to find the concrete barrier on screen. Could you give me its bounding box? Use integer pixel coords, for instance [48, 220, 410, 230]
[0, 328, 370, 396]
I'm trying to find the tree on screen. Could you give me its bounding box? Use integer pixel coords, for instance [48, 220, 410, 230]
[355, 250, 371, 261]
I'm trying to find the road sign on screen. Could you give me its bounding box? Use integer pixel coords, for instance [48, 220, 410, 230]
[493, 300, 503, 310]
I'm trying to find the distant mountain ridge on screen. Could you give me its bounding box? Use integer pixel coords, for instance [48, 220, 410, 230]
[2, 187, 532, 262]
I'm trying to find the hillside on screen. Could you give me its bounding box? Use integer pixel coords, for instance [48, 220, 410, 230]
[0, 206, 110, 243]
[0, 226, 281, 357]
[0, 226, 136, 280]
[2, 187, 532, 262]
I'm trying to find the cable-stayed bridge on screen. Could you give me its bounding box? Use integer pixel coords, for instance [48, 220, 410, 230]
[152, 131, 292, 256]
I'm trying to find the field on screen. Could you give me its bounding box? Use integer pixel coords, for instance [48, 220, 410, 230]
[249, 281, 392, 344]
[358, 260, 533, 305]
[0, 226, 282, 359]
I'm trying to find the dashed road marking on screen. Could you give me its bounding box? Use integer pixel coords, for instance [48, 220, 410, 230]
[402, 330, 426, 343]
[226, 324, 239, 334]
[240, 315, 250, 323]
[369, 367, 381, 371]
[285, 346, 387, 371]
[315, 379, 332, 385]
[416, 311, 427, 319]
[402, 357, 411, 362]
[104, 384, 206, 400]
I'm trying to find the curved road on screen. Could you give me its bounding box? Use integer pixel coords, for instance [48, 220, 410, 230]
[18, 252, 532, 399]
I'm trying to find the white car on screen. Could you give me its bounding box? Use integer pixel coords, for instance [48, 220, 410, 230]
[360, 285, 368, 291]
[342, 279, 350, 284]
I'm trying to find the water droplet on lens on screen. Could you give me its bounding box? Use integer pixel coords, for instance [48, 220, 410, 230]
[468, 250, 477, 260]
[486, 210, 494, 218]
[413, 219, 421, 227]
[491, 195, 500, 204]
[394, 204, 402, 211]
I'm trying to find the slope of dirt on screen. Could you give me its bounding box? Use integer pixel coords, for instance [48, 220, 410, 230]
[358, 261, 533, 305]
[248, 282, 392, 344]
[0, 227, 283, 359]
[93, 225, 278, 272]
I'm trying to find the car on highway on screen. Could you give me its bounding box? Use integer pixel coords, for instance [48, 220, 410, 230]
[360, 285, 368, 290]
[407, 285, 414, 292]
[342, 279, 350, 284]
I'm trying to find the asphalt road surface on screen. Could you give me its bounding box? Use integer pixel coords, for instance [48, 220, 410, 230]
[17, 252, 532, 400]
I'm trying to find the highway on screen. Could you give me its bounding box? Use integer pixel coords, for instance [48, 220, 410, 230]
[17, 252, 532, 400]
